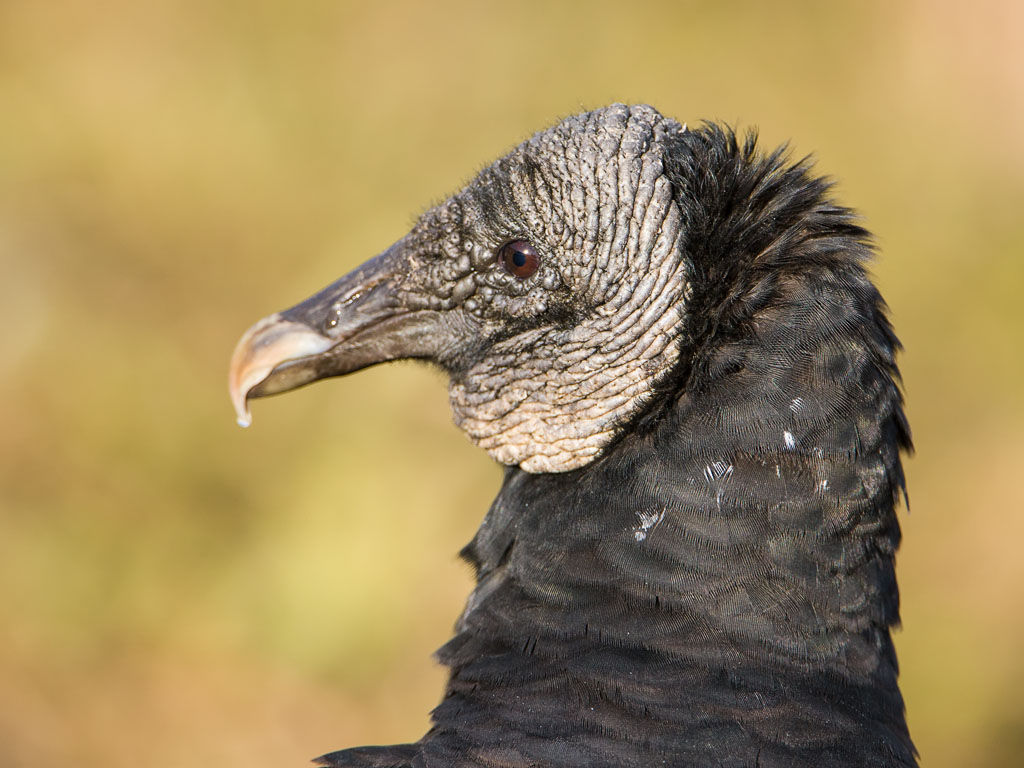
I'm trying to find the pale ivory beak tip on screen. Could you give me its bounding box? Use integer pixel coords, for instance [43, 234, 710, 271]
[229, 370, 256, 428]
[228, 313, 334, 430]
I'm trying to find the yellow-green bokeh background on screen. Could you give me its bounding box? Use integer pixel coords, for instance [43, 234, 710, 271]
[2, 1, 1022, 765]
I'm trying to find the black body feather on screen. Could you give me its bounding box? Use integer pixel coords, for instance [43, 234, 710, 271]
[309, 124, 914, 767]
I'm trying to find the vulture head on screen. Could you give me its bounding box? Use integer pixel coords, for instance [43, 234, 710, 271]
[230, 104, 915, 767]
[231, 105, 688, 472]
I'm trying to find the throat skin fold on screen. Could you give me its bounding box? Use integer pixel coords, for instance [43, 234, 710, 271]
[449, 108, 692, 474]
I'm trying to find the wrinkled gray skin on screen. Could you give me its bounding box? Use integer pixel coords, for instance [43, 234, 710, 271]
[233, 104, 690, 472]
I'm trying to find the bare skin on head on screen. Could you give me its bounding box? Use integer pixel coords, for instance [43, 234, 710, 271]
[229, 105, 690, 472]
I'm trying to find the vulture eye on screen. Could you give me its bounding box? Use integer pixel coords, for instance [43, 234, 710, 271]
[498, 240, 540, 278]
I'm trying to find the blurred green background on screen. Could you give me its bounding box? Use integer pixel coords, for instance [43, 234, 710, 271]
[1, 1, 1021, 765]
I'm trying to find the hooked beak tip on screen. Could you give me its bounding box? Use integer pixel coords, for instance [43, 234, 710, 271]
[228, 313, 333, 428]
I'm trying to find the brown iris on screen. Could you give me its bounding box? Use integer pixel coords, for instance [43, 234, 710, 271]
[498, 240, 540, 278]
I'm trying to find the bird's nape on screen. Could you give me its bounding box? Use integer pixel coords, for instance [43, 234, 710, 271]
[229, 104, 915, 767]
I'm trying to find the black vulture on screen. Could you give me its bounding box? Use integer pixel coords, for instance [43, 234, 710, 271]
[229, 104, 915, 767]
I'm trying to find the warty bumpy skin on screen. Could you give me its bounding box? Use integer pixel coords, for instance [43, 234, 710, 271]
[404, 105, 690, 472]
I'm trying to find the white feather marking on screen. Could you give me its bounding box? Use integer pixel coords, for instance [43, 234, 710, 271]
[633, 508, 666, 542]
[704, 460, 733, 482]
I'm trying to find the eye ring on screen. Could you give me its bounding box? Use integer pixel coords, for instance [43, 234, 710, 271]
[498, 239, 540, 279]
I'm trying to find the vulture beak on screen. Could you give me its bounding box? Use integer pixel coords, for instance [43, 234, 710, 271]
[229, 245, 445, 427]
